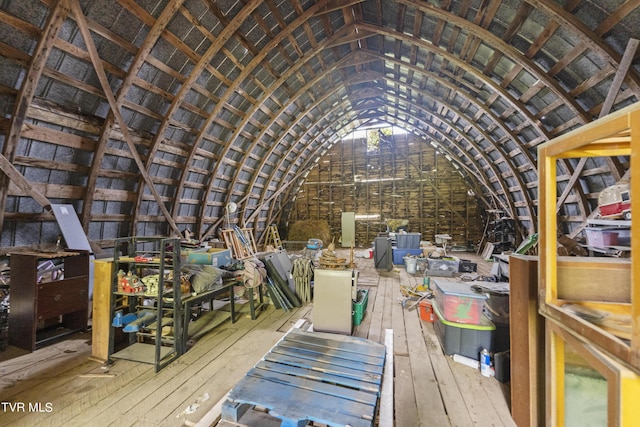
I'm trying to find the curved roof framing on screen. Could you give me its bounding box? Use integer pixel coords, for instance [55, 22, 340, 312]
[0, 0, 639, 246]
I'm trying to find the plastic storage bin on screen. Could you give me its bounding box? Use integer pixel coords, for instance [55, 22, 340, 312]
[396, 233, 421, 249]
[427, 258, 460, 276]
[433, 279, 488, 324]
[419, 299, 434, 322]
[393, 248, 423, 265]
[458, 259, 477, 273]
[484, 293, 510, 324]
[404, 256, 418, 274]
[584, 228, 619, 248]
[432, 302, 495, 360]
[352, 289, 369, 326]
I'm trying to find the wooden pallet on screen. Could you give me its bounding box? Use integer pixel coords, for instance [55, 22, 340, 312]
[221, 328, 386, 427]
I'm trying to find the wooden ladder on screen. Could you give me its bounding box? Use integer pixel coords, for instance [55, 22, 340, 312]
[265, 224, 283, 250]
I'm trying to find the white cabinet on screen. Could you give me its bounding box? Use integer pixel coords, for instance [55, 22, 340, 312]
[313, 268, 357, 334]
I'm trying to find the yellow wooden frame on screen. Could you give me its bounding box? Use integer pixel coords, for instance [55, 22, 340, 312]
[547, 319, 640, 426]
[538, 101, 640, 370]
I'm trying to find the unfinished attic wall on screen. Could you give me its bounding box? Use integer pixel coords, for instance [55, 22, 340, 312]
[288, 135, 485, 248]
[0, 101, 185, 255]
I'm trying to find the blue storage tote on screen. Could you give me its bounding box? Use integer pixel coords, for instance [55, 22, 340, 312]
[395, 232, 421, 249]
[392, 248, 422, 265]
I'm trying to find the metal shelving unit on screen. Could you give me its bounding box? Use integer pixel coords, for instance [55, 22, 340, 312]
[108, 237, 183, 372]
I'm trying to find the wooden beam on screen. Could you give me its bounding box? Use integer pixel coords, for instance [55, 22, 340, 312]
[600, 38, 639, 120]
[0, 154, 52, 209]
[0, 0, 70, 232]
[80, 0, 185, 232]
[556, 38, 639, 212]
[68, 0, 183, 237]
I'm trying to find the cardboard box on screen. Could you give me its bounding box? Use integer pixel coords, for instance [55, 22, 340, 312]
[184, 248, 232, 267]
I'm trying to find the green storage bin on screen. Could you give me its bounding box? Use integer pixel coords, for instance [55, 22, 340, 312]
[352, 289, 369, 326]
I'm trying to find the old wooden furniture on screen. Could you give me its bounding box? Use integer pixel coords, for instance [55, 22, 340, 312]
[9, 250, 89, 352]
[508, 255, 545, 427]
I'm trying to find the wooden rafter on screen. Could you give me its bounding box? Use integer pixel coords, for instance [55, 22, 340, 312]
[68, 0, 183, 237]
[0, 0, 71, 233]
[190, 0, 332, 239]
[396, 0, 591, 126]
[527, 0, 640, 99]
[556, 38, 639, 213]
[80, 0, 185, 233]
[211, 20, 537, 237]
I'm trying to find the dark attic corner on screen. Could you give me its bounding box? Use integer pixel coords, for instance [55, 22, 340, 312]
[0, 1, 639, 426]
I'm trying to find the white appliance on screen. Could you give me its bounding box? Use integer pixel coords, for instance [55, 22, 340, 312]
[313, 268, 358, 335]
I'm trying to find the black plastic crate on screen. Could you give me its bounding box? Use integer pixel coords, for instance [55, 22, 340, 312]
[458, 259, 477, 273]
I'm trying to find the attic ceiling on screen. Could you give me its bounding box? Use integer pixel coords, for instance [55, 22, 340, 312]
[0, 0, 638, 248]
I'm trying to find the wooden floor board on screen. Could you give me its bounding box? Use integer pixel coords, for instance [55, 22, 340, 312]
[394, 354, 420, 427]
[390, 281, 409, 356]
[404, 296, 451, 426]
[116, 309, 304, 426]
[421, 317, 475, 426]
[0, 250, 515, 426]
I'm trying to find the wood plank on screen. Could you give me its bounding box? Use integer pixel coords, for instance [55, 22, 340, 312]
[367, 274, 389, 343]
[378, 329, 394, 427]
[394, 354, 421, 426]
[111, 315, 290, 424]
[128, 307, 309, 425]
[422, 319, 474, 426]
[255, 359, 381, 393]
[262, 353, 382, 385]
[391, 274, 410, 356]
[404, 302, 451, 425]
[186, 308, 232, 342]
[270, 342, 383, 370]
[509, 255, 544, 427]
[222, 375, 374, 427]
[50, 307, 280, 425]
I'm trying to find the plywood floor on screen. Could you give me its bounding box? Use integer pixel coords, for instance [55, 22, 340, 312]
[0, 250, 516, 426]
